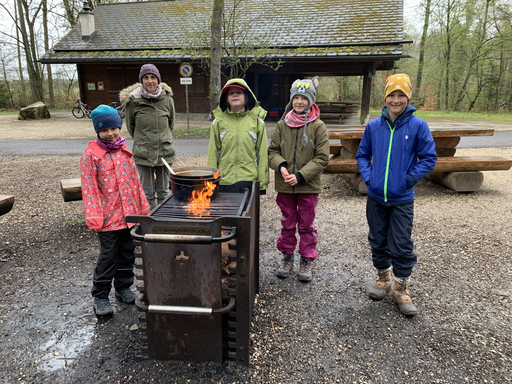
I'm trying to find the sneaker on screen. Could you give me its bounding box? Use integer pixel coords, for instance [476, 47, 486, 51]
[369, 267, 392, 300]
[93, 297, 113, 316]
[298, 257, 313, 282]
[276, 254, 294, 278]
[115, 288, 137, 304]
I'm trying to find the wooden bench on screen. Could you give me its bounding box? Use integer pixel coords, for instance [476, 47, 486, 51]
[426, 156, 512, 191]
[61, 178, 82, 202]
[324, 156, 512, 193]
[321, 113, 354, 124]
[0, 195, 14, 216]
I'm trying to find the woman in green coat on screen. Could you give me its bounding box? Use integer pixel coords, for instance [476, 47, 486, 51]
[120, 64, 176, 210]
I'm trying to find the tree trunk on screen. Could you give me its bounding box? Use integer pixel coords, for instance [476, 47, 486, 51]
[209, 0, 224, 114]
[494, 50, 504, 112]
[416, 0, 432, 93]
[43, 0, 55, 108]
[1, 56, 15, 108]
[452, 0, 490, 111]
[61, 0, 78, 28]
[14, 0, 28, 106]
[16, 0, 45, 103]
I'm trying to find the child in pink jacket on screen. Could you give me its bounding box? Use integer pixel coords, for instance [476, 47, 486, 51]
[81, 105, 150, 316]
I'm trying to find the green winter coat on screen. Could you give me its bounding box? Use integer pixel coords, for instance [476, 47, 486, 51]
[207, 79, 269, 191]
[268, 118, 330, 194]
[120, 82, 176, 167]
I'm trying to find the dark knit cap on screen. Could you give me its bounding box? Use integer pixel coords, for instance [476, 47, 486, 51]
[139, 63, 161, 83]
[91, 105, 122, 133]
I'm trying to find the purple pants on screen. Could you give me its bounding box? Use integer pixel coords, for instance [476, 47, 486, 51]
[276, 192, 318, 260]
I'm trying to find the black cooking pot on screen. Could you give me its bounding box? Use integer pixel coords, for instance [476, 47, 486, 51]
[169, 166, 222, 200]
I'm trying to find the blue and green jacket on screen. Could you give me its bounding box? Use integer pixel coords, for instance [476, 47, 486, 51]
[355, 105, 437, 205]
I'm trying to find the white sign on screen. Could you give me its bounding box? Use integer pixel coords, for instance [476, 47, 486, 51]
[180, 78, 192, 85]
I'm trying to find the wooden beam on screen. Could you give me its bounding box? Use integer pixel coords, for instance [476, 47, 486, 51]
[61, 178, 82, 202]
[0, 195, 14, 216]
[433, 156, 512, 172]
[360, 64, 375, 125]
[425, 171, 484, 192]
[324, 157, 359, 173]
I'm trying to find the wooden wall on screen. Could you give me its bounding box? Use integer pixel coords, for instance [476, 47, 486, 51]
[78, 62, 210, 113]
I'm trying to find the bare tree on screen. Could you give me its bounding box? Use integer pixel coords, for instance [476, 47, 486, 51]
[453, 0, 492, 110]
[416, 0, 432, 94]
[43, 0, 55, 108]
[209, 0, 223, 113]
[16, 0, 45, 103]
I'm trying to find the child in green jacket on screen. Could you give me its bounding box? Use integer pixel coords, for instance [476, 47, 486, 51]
[268, 77, 330, 282]
[207, 78, 269, 193]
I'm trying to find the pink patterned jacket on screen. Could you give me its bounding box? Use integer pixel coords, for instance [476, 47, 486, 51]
[81, 141, 150, 232]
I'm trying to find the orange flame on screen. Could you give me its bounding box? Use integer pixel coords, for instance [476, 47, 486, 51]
[188, 180, 217, 217]
[213, 169, 221, 178]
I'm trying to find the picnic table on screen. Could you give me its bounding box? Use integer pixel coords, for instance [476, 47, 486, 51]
[324, 125, 512, 193]
[317, 101, 360, 124]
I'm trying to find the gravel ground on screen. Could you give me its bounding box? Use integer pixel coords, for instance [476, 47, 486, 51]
[0, 114, 511, 383]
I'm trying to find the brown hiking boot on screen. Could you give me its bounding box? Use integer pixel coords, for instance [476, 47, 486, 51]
[276, 254, 294, 278]
[298, 257, 313, 282]
[369, 267, 392, 300]
[392, 277, 418, 316]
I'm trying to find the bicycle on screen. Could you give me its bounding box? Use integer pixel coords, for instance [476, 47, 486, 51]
[72, 99, 92, 119]
[108, 99, 126, 119]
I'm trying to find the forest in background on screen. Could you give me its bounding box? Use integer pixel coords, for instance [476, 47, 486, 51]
[1, 0, 511, 113]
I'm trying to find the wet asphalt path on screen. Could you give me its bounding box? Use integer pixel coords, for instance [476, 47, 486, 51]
[0, 138, 210, 156]
[1, 130, 512, 155]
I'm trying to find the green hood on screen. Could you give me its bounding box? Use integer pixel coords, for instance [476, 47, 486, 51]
[212, 78, 267, 120]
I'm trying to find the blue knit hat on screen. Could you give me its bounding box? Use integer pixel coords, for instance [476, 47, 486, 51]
[91, 105, 122, 133]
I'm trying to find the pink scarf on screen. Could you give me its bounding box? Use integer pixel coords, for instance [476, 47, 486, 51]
[96, 136, 126, 152]
[285, 103, 320, 127]
[139, 85, 162, 99]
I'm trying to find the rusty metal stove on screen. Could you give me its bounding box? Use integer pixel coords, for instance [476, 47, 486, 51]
[126, 181, 259, 366]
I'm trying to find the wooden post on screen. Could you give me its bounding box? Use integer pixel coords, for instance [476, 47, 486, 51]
[360, 63, 375, 125]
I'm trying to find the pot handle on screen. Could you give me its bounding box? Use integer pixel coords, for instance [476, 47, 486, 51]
[143, 297, 236, 316]
[130, 226, 237, 244]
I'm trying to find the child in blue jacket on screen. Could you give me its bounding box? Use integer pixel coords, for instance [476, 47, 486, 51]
[355, 74, 437, 316]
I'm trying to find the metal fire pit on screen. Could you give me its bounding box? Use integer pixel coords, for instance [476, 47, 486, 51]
[125, 181, 260, 366]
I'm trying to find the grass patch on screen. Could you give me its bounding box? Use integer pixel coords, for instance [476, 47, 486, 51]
[369, 109, 512, 125]
[173, 126, 211, 139]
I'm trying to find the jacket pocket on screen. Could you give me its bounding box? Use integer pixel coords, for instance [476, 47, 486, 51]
[133, 142, 147, 159]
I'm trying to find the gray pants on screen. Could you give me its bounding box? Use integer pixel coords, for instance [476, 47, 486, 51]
[136, 164, 170, 210]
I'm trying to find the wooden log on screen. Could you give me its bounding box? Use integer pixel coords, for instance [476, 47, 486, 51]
[434, 137, 461, 148]
[433, 156, 512, 172]
[340, 139, 361, 154]
[340, 147, 356, 159]
[61, 178, 82, 202]
[0, 195, 14, 216]
[340, 173, 367, 194]
[330, 144, 342, 155]
[425, 171, 484, 192]
[324, 157, 359, 174]
[436, 148, 457, 157]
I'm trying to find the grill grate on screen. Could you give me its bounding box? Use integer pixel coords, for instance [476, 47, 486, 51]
[151, 190, 249, 219]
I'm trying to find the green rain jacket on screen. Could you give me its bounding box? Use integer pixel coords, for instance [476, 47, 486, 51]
[207, 78, 269, 191]
[120, 82, 176, 167]
[268, 117, 330, 194]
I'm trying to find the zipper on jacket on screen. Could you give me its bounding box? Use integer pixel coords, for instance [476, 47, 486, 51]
[151, 100, 159, 166]
[384, 121, 396, 203]
[292, 128, 299, 193]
